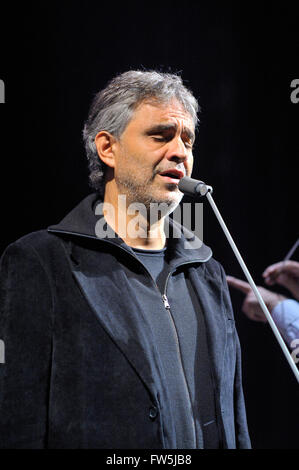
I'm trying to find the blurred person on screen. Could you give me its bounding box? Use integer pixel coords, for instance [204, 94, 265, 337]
[227, 260, 299, 348]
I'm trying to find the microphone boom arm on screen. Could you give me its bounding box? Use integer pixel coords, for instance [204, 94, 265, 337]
[180, 178, 299, 384]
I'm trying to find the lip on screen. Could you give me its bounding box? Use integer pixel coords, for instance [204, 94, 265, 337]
[158, 168, 185, 182]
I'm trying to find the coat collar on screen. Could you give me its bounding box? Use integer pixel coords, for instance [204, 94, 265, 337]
[47, 193, 212, 267]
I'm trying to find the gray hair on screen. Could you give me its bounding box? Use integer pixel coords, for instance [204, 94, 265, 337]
[83, 70, 200, 194]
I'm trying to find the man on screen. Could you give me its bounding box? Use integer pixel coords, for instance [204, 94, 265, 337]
[0, 70, 251, 449]
[227, 260, 299, 349]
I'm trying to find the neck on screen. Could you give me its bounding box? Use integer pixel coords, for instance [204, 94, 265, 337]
[103, 182, 166, 250]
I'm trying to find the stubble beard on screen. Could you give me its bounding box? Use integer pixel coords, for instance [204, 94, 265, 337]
[115, 168, 183, 219]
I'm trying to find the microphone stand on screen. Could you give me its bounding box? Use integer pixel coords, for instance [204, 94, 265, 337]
[181, 178, 299, 384]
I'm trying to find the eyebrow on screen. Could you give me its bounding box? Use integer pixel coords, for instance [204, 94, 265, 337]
[145, 123, 195, 143]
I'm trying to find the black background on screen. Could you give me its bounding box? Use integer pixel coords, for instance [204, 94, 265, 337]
[0, 1, 298, 449]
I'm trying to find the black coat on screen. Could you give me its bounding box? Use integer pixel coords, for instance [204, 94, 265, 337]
[0, 194, 251, 448]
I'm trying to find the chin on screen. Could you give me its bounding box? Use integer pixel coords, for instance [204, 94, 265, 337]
[153, 189, 183, 209]
[127, 184, 182, 211]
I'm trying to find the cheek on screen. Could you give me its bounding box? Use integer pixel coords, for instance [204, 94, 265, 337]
[117, 139, 164, 174]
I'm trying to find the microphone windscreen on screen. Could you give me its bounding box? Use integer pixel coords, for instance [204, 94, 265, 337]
[178, 177, 205, 197]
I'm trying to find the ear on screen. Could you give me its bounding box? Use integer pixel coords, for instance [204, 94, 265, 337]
[94, 131, 118, 168]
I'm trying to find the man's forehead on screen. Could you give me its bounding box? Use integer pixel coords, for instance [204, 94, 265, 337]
[133, 99, 195, 128]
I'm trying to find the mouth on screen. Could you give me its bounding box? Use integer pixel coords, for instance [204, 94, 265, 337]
[158, 168, 185, 184]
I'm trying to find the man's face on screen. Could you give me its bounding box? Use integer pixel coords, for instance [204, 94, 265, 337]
[112, 99, 195, 209]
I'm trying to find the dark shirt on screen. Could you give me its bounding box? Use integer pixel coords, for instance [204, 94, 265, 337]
[132, 246, 220, 449]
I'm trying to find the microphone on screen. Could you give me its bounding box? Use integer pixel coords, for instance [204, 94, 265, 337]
[178, 176, 213, 197]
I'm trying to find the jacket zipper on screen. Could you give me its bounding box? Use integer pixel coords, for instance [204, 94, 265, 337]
[161, 270, 197, 447]
[162, 294, 170, 309]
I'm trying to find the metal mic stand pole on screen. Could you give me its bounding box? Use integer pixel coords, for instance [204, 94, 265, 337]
[201, 184, 299, 384]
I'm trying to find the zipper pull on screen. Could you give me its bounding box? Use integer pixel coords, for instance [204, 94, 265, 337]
[162, 294, 170, 310]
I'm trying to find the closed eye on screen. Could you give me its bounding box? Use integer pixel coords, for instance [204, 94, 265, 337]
[152, 135, 193, 149]
[152, 136, 168, 142]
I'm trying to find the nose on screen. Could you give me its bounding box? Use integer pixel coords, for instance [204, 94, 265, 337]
[165, 135, 189, 162]
[164, 136, 192, 174]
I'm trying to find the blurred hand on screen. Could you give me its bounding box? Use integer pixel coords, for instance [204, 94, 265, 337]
[263, 260, 299, 301]
[226, 276, 287, 322]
